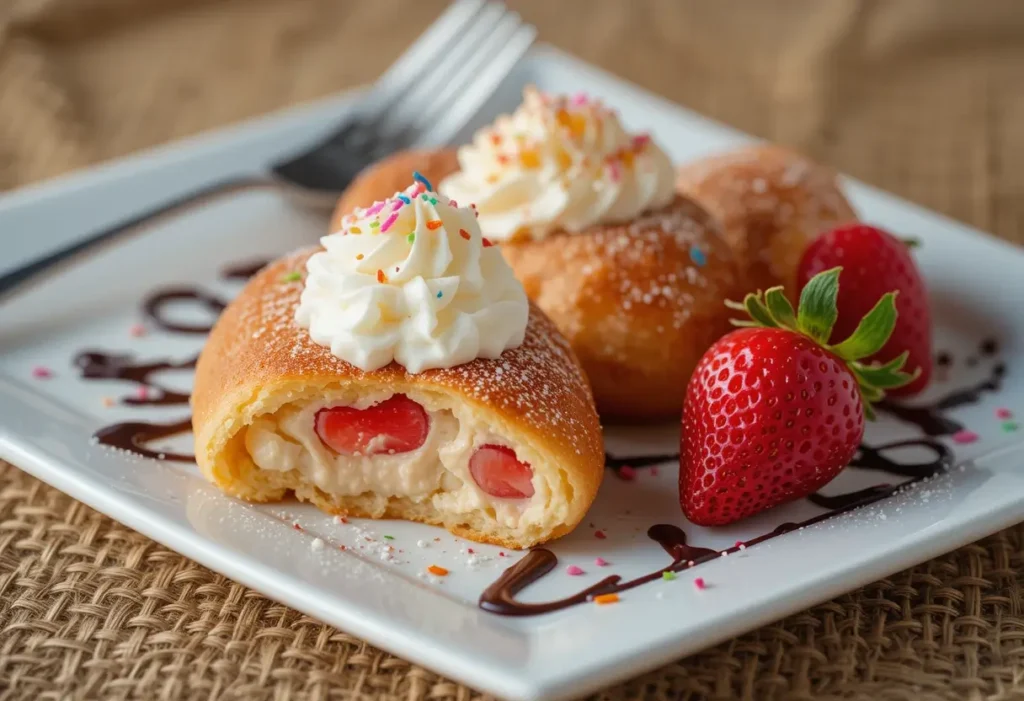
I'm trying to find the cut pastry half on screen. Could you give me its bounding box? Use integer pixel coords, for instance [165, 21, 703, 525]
[192, 249, 604, 549]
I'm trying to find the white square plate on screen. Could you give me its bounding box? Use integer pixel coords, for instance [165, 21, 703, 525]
[2, 47, 1023, 701]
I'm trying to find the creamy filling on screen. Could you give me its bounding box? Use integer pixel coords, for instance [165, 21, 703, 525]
[243, 391, 554, 529]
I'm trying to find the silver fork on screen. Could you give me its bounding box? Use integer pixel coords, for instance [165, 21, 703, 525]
[1, 0, 535, 299]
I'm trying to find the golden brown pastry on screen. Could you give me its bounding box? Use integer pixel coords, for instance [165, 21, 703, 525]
[194, 185, 603, 549]
[676, 144, 857, 297]
[438, 88, 740, 420]
[331, 148, 459, 230]
[500, 197, 737, 421]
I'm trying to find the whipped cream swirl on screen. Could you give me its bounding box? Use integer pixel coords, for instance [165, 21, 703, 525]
[439, 87, 676, 241]
[295, 181, 529, 373]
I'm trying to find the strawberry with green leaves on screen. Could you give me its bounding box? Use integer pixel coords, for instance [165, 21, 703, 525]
[679, 268, 918, 527]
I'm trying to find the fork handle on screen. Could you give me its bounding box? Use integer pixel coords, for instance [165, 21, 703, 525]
[0, 175, 274, 301]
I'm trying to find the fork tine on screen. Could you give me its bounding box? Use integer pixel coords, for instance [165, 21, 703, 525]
[419, 27, 536, 148]
[404, 16, 535, 148]
[373, 2, 509, 139]
[360, 0, 489, 119]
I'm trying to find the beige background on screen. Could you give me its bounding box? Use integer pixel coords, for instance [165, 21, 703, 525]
[2, 1, 1024, 699]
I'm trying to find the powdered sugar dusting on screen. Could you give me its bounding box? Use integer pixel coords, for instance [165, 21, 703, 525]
[676, 144, 856, 291]
[505, 196, 737, 366]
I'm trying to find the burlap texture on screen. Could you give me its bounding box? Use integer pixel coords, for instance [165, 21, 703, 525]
[2, 1, 1024, 699]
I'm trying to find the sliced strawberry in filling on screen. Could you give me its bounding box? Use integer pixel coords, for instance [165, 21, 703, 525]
[469, 445, 535, 499]
[314, 394, 429, 456]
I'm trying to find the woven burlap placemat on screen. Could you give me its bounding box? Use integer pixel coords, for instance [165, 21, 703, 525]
[2, 1, 1024, 699]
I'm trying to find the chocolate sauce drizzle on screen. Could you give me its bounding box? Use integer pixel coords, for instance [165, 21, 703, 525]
[143, 287, 227, 334]
[483, 437, 955, 616]
[877, 363, 1005, 435]
[220, 259, 269, 281]
[87, 259, 269, 460]
[94, 417, 195, 462]
[483, 341, 998, 617]
[76, 351, 197, 405]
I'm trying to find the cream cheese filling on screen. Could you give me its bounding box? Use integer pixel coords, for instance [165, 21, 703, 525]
[243, 391, 555, 528]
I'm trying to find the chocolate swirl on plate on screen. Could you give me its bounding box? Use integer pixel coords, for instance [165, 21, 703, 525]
[84, 260, 267, 461]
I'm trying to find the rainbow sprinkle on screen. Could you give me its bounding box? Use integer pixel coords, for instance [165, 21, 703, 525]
[952, 430, 979, 444]
[426, 220, 443, 230]
[380, 212, 399, 233]
[617, 466, 637, 481]
[1003, 421, 1019, 433]
[355, 253, 364, 260]
[693, 577, 706, 591]
[690, 247, 707, 267]
[31, 366, 53, 379]
[459, 228, 471, 240]
[365, 201, 386, 216]
[593, 593, 619, 605]
[662, 571, 676, 581]
[377, 270, 387, 284]
[407, 233, 415, 244]
[566, 565, 585, 576]
[350, 226, 362, 234]
[594, 530, 607, 540]
[436, 291, 443, 299]
[281, 272, 302, 283]
[413, 171, 433, 192]
[370, 221, 380, 229]
[427, 565, 448, 577]
[595, 557, 609, 567]
[397, 194, 412, 205]
[129, 324, 147, 338]
[996, 408, 1013, 419]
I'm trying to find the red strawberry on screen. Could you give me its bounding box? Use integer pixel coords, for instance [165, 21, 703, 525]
[315, 394, 429, 456]
[798, 224, 932, 396]
[469, 445, 535, 499]
[680, 269, 917, 526]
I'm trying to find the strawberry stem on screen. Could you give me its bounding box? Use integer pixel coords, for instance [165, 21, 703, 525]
[725, 267, 918, 416]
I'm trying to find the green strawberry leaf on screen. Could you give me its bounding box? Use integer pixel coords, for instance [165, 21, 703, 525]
[727, 292, 778, 328]
[851, 353, 920, 389]
[764, 287, 796, 329]
[830, 292, 900, 362]
[795, 267, 841, 344]
[857, 382, 885, 404]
